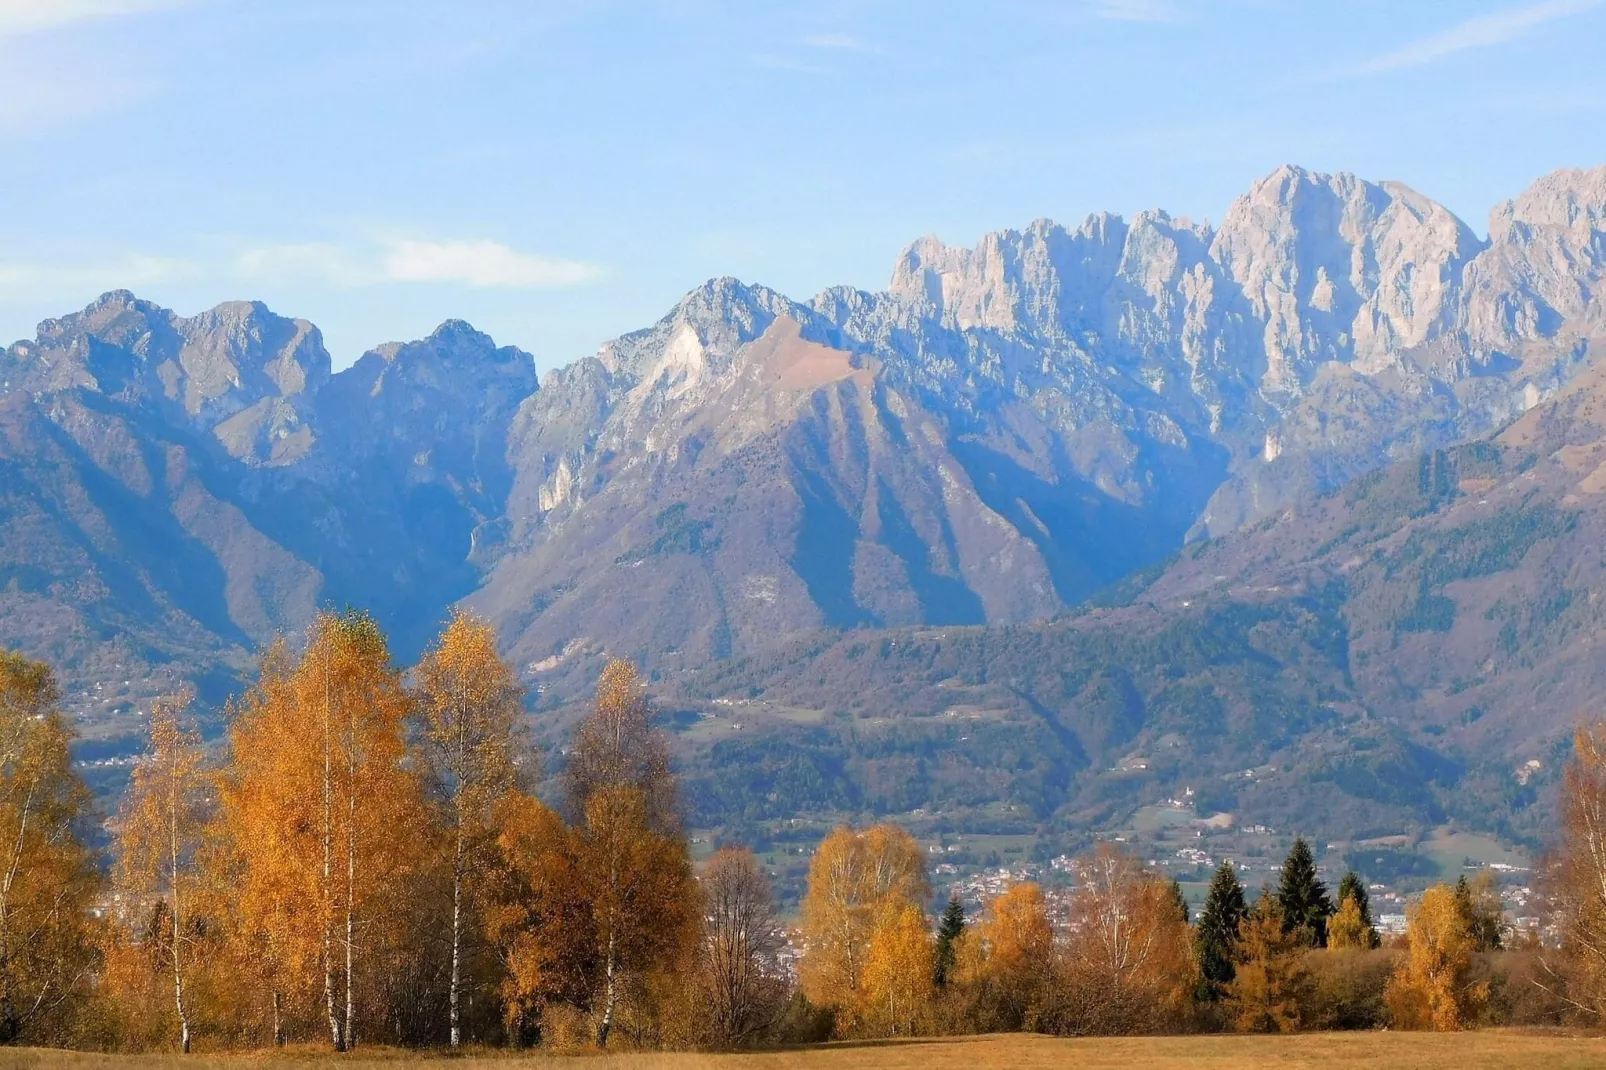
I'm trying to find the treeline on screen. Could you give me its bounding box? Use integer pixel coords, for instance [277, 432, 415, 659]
[7, 614, 1606, 1051]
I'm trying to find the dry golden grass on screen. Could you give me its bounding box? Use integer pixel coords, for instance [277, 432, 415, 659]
[4, 1032, 1606, 1070]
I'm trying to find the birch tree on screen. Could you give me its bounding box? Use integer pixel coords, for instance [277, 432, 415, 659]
[219, 616, 425, 1050]
[113, 689, 206, 1052]
[0, 650, 99, 1045]
[564, 659, 693, 1048]
[1541, 720, 1606, 1019]
[1048, 844, 1194, 1035]
[415, 610, 526, 1047]
[564, 660, 675, 831]
[798, 823, 928, 1033]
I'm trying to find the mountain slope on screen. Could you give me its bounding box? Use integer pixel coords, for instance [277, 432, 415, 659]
[660, 352, 1606, 848]
[0, 162, 1601, 801]
[0, 296, 537, 738]
[478, 165, 1605, 693]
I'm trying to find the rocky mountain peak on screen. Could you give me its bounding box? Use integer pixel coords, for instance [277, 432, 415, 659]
[421, 318, 506, 359]
[1210, 165, 1484, 390]
[1492, 164, 1606, 237]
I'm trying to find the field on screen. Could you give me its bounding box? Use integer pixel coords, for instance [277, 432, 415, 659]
[5, 1032, 1606, 1070]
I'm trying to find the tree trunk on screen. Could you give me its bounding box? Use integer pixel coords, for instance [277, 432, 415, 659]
[597, 930, 616, 1049]
[271, 989, 284, 1048]
[450, 824, 463, 1047]
[344, 695, 358, 1052]
[170, 759, 191, 1054]
[345, 768, 357, 1051]
[322, 664, 344, 1052]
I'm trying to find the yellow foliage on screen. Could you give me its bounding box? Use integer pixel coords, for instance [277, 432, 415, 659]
[577, 783, 699, 1048]
[862, 903, 934, 1037]
[798, 823, 929, 1033]
[1328, 894, 1370, 952]
[973, 882, 1054, 999]
[1385, 883, 1486, 1030]
[0, 650, 100, 1044]
[214, 614, 431, 1049]
[415, 610, 526, 1046]
[1226, 899, 1309, 1033]
[484, 792, 593, 1043]
[110, 690, 206, 1052]
[1550, 721, 1606, 1019]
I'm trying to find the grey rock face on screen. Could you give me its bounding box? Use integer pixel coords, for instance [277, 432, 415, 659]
[1, 163, 1603, 735]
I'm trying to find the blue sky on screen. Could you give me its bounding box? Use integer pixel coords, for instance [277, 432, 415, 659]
[1, 0, 1603, 371]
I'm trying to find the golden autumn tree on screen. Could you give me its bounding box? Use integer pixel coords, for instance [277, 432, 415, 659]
[484, 792, 594, 1045]
[564, 659, 676, 830]
[964, 881, 1055, 1027]
[862, 902, 933, 1036]
[1385, 883, 1485, 1030]
[1226, 893, 1309, 1033]
[797, 823, 928, 1034]
[564, 660, 695, 1048]
[1327, 894, 1371, 952]
[0, 650, 100, 1046]
[696, 846, 785, 1047]
[576, 784, 696, 1048]
[210, 641, 312, 1046]
[1047, 844, 1194, 1035]
[217, 614, 428, 1051]
[112, 689, 208, 1052]
[415, 610, 526, 1047]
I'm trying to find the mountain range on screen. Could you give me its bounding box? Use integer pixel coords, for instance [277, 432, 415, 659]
[3, 163, 1603, 848]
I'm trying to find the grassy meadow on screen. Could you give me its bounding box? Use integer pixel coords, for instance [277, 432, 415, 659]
[3, 1032, 1606, 1070]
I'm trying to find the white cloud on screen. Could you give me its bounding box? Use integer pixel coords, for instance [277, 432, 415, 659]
[234, 238, 600, 290]
[1355, 0, 1602, 74]
[383, 240, 598, 288]
[0, 0, 191, 38]
[1083, 0, 1182, 23]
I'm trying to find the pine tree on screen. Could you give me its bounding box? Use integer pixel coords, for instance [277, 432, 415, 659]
[933, 895, 966, 988]
[1168, 879, 1190, 924]
[1195, 861, 1247, 998]
[1454, 873, 1504, 952]
[1336, 871, 1379, 949]
[1276, 838, 1334, 947]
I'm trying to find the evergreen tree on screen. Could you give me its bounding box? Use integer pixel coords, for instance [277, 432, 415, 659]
[1276, 838, 1334, 947]
[933, 894, 966, 987]
[1168, 879, 1190, 924]
[1336, 870, 1379, 949]
[1454, 873, 1504, 952]
[1195, 861, 1247, 997]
